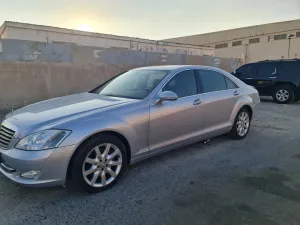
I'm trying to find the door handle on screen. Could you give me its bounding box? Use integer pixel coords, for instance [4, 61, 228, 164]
[233, 90, 239, 96]
[269, 77, 277, 79]
[193, 99, 202, 105]
[246, 78, 253, 80]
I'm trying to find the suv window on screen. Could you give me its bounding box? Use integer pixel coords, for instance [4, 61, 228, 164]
[278, 62, 300, 78]
[235, 64, 258, 78]
[162, 70, 197, 98]
[196, 70, 227, 93]
[257, 63, 276, 78]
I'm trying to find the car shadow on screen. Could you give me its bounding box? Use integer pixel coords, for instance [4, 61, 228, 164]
[129, 135, 228, 170]
[260, 97, 300, 105]
[0, 135, 229, 196]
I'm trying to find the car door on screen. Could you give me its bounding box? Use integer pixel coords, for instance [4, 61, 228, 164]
[255, 62, 277, 94]
[195, 69, 240, 137]
[149, 69, 203, 151]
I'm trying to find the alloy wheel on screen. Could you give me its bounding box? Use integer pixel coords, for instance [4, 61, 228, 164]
[82, 143, 122, 187]
[236, 111, 250, 137]
[276, 89, 289, 102]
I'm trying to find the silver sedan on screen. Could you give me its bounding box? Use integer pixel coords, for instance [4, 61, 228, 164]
[0, 65, 260, 192]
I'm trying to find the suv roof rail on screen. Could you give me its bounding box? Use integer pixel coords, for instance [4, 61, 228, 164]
[257, 59, 300, 63]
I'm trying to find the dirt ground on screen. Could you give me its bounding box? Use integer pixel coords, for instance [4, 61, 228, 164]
[1, 100, 300, 225]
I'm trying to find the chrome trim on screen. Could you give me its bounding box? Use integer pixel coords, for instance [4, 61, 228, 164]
[0, 163, 16, 173]
[0, 121, 17, 149]
[1, 121, 18, 137]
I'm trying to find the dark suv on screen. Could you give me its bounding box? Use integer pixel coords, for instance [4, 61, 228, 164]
[232, 59, 300, 104]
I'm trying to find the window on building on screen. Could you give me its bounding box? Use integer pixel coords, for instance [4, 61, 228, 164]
[296, 32, 300, 38]
[249, 38, 260, 44]
[215, 43, 228, 49]
[232, 41, 242, 47]
[273, 34, 287, 41]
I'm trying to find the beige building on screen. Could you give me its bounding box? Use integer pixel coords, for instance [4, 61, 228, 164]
[165, 19, 300, 63]
[0, 21, 214, 56]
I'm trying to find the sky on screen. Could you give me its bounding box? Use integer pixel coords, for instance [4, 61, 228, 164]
[0, 0, 300, 40]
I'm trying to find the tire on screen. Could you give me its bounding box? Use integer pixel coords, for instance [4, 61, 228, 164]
[272, 84, 294, 104]
[229, 108, 251, 139]
[71, 134, 127, 193]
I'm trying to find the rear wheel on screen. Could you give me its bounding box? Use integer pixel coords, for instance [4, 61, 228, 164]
[272, 84, 294, 104]
[71, 134, 127, 193]
[229, 108, 251, 139]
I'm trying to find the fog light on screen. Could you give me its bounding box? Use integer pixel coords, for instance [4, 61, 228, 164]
[20, 170, 40, 179]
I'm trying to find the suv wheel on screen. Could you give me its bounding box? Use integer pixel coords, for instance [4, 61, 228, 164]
[71, 134, 127, 193]
[273, 85, 294, 104]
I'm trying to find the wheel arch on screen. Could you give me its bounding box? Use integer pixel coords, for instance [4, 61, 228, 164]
[230, 95, 254, 124]
[66, 130, 131, 181]
[241, 105, 253, 121]
[273, 81, 297, 90]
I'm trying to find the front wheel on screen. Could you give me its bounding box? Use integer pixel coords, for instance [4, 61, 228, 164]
[71, 134, 127, 193]
[229, 108, 251, 139]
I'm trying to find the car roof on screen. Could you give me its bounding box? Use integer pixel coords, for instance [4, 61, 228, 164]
[257, 59, 300, 63]
[132, 65, 223, 72]
[242, 59, 300, 67]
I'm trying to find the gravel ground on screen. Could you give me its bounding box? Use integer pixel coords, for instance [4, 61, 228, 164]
[1, 100, 300, 225]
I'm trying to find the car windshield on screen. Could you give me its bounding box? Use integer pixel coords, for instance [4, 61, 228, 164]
[97, 69, 169, 99]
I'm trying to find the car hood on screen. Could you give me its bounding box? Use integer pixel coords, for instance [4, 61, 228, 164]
[4, 93, 135, 132]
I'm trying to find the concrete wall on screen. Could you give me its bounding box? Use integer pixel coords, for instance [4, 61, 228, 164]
[0, 22, 214, 56]
[0, 39, 242, 113]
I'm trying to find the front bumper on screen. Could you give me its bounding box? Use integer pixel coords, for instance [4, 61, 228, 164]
[0, 145, 77, 187]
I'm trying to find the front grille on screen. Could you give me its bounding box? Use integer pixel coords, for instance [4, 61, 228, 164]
[0, 125, 16, 149]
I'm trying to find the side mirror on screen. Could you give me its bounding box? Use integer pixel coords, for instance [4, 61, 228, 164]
[158, 91, 178, 102]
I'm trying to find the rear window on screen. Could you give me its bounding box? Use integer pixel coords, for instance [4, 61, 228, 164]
[225, 77, 238, 89]
[277, 62, 300, 78]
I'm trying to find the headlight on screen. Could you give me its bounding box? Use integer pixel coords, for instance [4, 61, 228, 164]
[15, 130, 71, 151]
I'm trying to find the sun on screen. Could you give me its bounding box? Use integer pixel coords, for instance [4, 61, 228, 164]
[76, 24, 94, 32]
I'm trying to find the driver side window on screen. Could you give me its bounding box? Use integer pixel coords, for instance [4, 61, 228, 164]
[162, 70, 197, 98]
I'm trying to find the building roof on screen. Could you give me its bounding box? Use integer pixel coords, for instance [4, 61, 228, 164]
[0, 21, 213, 49]
[163, 19, 300, 45]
